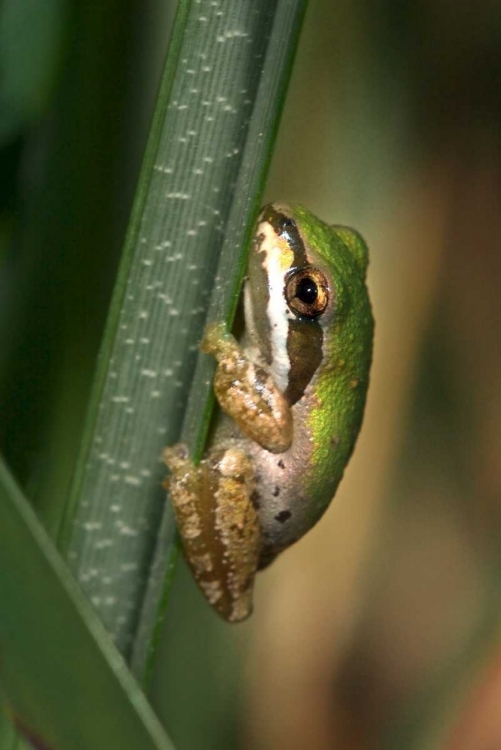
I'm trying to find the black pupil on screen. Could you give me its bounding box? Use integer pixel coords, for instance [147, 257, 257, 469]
[296, 276, 318, 305]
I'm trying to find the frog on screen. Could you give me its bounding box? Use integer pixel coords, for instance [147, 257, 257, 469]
[163, 202, 374, 623]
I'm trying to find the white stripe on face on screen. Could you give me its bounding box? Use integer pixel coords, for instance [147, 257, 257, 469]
[257, 220, 294, 394]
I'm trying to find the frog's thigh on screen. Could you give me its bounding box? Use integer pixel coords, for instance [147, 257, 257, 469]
[163, 444, 260, 623]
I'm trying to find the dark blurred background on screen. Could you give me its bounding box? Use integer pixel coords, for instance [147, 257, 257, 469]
[2, 1, 501, 748]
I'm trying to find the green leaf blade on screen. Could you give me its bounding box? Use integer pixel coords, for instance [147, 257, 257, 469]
[0, 457, 173, 750]
[61, 0, 307, 672]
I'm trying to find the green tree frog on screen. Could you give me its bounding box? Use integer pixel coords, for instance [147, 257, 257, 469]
[164, 202, 374, 622]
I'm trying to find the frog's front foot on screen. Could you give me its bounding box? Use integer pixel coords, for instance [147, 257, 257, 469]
[199, 323, 293, 454]
[200, 321, 231, 357]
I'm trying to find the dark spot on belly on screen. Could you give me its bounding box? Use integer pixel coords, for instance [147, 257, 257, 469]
[275, 510, 291, 523]
[277, 459, 285, 469]
[250, 490, 261, 509]
[272, 486, 280, 497]
[331, 435, 340, 447]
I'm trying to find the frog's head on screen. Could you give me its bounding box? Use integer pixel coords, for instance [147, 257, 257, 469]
[244, 202, 371, 406]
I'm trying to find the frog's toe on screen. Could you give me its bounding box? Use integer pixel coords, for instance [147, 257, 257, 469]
[162, 443, 189, 470]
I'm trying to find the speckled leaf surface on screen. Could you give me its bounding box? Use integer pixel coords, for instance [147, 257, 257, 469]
[60, 0, 307, 676]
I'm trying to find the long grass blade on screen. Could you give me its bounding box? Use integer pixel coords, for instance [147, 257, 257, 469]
[0, 456, 173, 750]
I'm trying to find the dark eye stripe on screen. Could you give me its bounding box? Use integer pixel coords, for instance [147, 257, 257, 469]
[283, 318, 323, 405]
[260, 206, 324, 404]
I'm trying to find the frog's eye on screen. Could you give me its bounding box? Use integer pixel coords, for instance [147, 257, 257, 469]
[285, 267, 330, 319]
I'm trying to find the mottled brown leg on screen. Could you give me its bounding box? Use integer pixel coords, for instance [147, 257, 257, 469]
[163, 444, 260, 623]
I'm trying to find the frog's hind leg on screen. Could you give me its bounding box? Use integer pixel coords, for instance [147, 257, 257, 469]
[163, 444, 260, 623]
